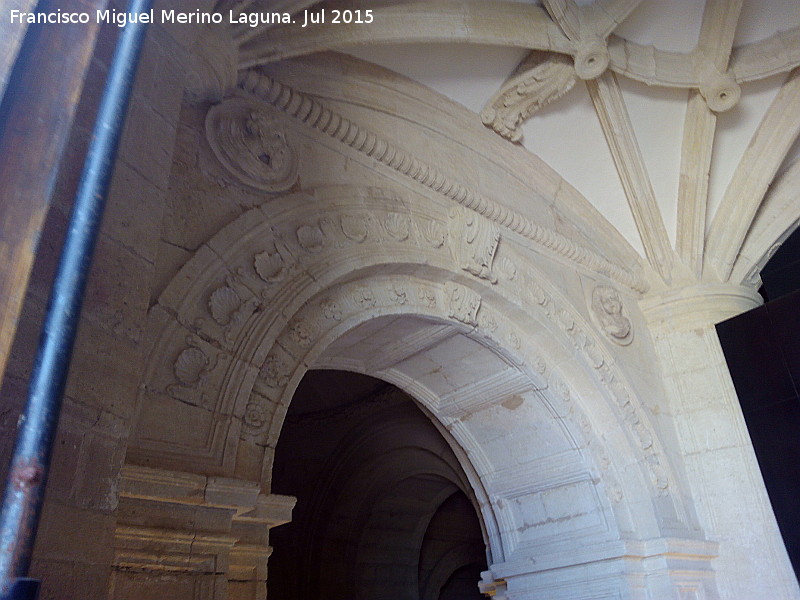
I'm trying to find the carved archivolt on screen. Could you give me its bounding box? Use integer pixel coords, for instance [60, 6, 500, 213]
[138, 188, 675, 512]
[205, 95, 298, 191]
[236, 70, 648, 294]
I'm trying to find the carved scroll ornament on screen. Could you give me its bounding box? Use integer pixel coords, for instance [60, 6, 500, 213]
[481, 50, 577, 143]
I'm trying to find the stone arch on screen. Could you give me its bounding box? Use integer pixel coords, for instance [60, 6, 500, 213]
[120, 185, 716, 597]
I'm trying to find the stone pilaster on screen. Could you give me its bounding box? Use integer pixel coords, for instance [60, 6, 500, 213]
[642, 283, 800, 599]
[110, 465, 294, 600]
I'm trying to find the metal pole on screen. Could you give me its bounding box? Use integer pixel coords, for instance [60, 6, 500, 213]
[0, 0, 153, 593]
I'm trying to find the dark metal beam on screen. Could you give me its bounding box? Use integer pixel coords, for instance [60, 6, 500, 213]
[0, 0, 153, 593]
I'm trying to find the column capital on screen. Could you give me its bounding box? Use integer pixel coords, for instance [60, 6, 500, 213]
[640, 282, 762, 332]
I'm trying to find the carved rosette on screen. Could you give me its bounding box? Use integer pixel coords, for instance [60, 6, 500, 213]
[259, 355, 290, 388]
[288, 318, 315, 348]
[205, 96, 298, 191]
[388, 285, 407, 305]
[590, 285, 634, 346]
[352, 287, 376, 309]
[243, 401, 267, 430]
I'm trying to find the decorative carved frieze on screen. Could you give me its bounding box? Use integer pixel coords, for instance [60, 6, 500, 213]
[205, 96, 298, 191]
[237, 71, 649, 293]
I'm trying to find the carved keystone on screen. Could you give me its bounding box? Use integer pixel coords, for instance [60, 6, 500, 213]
[574, 37, 610, 80]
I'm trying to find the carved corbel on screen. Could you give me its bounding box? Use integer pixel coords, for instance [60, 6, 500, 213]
[185, 24, 238, 105]
[481, 50, 577, 143]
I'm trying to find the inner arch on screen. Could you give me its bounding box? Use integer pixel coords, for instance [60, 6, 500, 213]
[268, 370, 487, 600]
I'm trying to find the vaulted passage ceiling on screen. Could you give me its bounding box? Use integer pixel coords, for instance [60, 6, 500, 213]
[269, 370, 487, 600]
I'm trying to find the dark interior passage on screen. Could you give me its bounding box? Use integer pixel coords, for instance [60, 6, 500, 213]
[269, 370, 487, 600]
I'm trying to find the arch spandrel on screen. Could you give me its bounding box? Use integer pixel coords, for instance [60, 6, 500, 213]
[125, 182, 716, 593]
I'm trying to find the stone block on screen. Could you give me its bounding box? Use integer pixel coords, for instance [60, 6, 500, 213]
[103, 160, 165, 264]
[64, 320, 143, 422]
[119, 98, 177, 192]
[33, 501, 116, 565]
[72, 431, 128, 511]
[80, 234, 153, 344]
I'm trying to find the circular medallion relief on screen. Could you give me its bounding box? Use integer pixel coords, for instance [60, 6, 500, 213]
[205, 96, 298, 191]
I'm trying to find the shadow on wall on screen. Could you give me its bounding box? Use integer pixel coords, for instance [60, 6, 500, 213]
[718, 227, 800, 578]
[268, 370, 487, 600]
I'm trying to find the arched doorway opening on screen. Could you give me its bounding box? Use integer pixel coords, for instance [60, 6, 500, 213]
[268, 370, 487, 600]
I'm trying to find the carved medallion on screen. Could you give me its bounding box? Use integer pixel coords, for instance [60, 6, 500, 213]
[591, 285, 633, 346]
[205, 96, 298, 191]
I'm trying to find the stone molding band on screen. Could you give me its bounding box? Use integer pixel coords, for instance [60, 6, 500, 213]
[236, 69, 650, 294]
